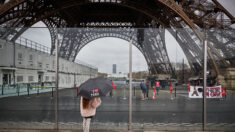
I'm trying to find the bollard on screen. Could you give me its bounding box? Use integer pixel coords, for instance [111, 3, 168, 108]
[27, 84, 30, 97]
[77, 87, 79, 97]
[175, 83, 176, 97]
[170, 82, 173, 100]
[133, 86, 136, 96]
[17, 84, 19, 96]
[1, 84, 3, 95]
[37, 87, 39, 96]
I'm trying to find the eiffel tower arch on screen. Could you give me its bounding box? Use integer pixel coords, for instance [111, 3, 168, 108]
[55, 27, 173, 75]
[0, 0, 235, 84]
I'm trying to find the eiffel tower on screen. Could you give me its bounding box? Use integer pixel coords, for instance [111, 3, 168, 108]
[0, 0, 234, 82]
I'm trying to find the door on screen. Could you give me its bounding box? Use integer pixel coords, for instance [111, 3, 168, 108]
[3, 74, 8, 84]
[38, 75, 42, 82]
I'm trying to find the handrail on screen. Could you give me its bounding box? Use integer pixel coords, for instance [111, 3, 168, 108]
[15, 36, 51, 54]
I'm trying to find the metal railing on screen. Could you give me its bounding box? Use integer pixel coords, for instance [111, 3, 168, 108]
[75, 59, 98, 69]
[0, 82, 55, 98]
[15, 36, 51, 54]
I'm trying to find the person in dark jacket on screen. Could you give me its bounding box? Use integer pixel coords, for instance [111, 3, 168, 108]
[140, 81, 147, 100]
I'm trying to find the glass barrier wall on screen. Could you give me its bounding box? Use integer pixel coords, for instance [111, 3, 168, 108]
[0, 27, 234, 131]
[0, 27, 55, 129]
[206, 29, 235, 131]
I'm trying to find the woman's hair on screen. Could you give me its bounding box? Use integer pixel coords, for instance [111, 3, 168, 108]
[82, 97, 91, 109]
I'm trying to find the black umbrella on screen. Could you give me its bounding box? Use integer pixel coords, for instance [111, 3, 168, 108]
[78, 77, 113, 99]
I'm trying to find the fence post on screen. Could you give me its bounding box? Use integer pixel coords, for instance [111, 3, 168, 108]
[133, 86, 136, 97]
[37, 86, 39, 96]
[17, 84, 19, 96]
[27, 84, 30, 97]
[77, 87, 79, 98]
[175, 83, 176, 97]
[51, 87, 53, 98]
[1, 84, 3, 95]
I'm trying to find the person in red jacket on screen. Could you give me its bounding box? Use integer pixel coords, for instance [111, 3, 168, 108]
[80, 97, 101, 132]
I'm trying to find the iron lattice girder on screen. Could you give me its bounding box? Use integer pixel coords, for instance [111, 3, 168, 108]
[55, 28, 173, 74]
[207, 30, 235, 65]
[180, 0, 235, 28]
[0, 0, 235, 75]
[167, 28, 203, 73]
[143, 28, 173, 74]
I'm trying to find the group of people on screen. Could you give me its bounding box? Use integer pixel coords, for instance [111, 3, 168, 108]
[140, 80, 160, 100]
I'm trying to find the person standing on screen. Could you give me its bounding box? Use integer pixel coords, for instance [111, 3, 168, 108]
[80, 97, 101, 132]
[140, 81, 147, 100]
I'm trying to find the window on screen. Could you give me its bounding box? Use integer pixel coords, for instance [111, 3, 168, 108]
[52, 60, 55, 69]
[18, 53, 23, 60]
[45, 76, 49, 81]
[38, 62, 42, 68]
[29, 54, 33, 61]
[28, 54, 33, 66]
[46, 64, 49, 69]
[68, 76, 71, 84]
[66, 76, 68, 84]
[52, 76, 55, 81]
[17, 76, 23, 82]
[0, 44, 3, 49]
[28, 76, 34, 82]
[62, 64, 64, 71]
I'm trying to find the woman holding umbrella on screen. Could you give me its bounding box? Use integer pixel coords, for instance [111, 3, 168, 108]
[78, 77, 114, 132]
[80, 97, 101, 132]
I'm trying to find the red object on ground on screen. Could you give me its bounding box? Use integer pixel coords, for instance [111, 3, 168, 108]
[170, 82, 173, 94]
[222, 88, 227, 96]
[77, 87, 79, 94]
[152, 87, 157, 100]
[188, 82, 190, 92]
[112, 81, 117, 90]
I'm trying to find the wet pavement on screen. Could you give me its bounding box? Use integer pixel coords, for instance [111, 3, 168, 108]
[0, 87, 235, 131]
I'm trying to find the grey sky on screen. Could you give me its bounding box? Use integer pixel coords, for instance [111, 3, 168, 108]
[76, 37, 148, 74]
[218, 0, 235, 17]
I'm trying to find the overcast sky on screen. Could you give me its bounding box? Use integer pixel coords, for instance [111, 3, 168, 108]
[20, 0, 235, 74]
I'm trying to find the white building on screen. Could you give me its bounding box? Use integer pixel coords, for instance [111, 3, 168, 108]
[108, 73, 128, 78]
[0, 38, 98, 88]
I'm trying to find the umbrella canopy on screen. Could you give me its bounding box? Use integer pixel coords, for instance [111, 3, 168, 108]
[78, 77, 113, 99]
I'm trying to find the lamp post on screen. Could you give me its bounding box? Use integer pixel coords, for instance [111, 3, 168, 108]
[129, 38, 133, 130]
[54, 35, 59, 130]
[203, 31, 208, 131]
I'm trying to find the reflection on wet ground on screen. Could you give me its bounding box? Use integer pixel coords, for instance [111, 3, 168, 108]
[0, 85, 235, 131]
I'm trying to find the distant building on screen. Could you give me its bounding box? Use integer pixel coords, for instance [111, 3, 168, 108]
[108, 73, 128, 78]
[112, 64, 116, 74]
[98, 72, 108, 78]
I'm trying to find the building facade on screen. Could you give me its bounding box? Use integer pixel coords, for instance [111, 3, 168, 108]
[0, 39, 98, 88]
[112, 64, 116, 74]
